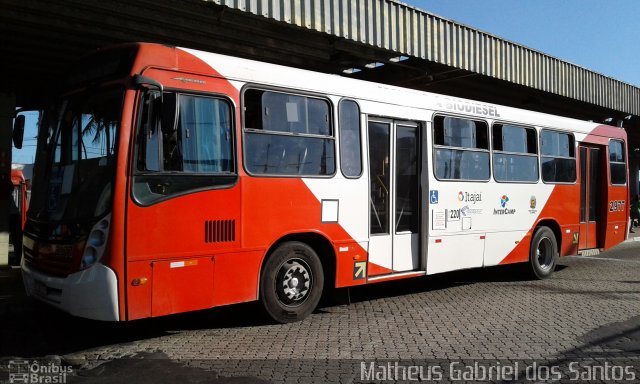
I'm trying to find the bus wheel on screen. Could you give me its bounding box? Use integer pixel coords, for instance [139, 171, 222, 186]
[529, 226, 558, 279]
[260, 241, 324, 323]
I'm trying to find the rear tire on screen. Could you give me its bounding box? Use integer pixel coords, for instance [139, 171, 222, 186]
[259, 241, 324, 323]
[529, 226, 558, 279]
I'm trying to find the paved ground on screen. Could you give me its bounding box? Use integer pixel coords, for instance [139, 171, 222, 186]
[2, 239, 640, 383]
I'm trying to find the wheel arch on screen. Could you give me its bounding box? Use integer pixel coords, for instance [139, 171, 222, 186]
[534, 219, 562, 255]
[259, 231, 336, 294]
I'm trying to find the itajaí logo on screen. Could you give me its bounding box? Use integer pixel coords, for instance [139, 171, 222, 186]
[458, 191, 482, 204]
[500, 195, 509, 208]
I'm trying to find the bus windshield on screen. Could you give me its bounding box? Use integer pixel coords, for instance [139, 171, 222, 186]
[29, 87, 123, 223]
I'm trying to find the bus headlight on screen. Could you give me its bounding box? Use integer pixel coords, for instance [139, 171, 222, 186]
[80, 214, 110, 270]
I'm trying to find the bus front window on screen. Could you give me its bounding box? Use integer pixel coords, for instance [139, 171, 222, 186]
[30, 88, 123, 224]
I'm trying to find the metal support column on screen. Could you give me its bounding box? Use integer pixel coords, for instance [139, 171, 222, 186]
[630, 158, 639, 199]
[0, 93, 15, 267]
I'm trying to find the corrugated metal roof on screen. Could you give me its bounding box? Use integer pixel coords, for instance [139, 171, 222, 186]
[210, 0, 640, 116]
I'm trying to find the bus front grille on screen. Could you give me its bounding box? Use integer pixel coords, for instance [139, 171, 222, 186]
[23, 245, 75, 277]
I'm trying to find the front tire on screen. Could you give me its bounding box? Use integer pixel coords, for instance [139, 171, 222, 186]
[529, 226, 558, 279]
[260, 241, 324, 323]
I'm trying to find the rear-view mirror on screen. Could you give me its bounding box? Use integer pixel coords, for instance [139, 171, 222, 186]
[13, 114, 25, 149]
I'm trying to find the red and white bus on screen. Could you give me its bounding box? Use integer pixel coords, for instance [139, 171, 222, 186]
[10, 167, 28, 264]
[11, 168, 28, 230]
[22, 43, 628, 322]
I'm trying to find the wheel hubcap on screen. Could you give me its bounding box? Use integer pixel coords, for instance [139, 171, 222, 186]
[276, 259, 312, 306]
[537, 237, 554, 271]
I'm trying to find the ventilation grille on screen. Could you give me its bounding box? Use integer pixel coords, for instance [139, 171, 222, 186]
[205, 219, 236, 243]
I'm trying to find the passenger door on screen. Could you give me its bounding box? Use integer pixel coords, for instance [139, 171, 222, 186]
[578, 145, 603, 249]
[367, 118, 421, 275]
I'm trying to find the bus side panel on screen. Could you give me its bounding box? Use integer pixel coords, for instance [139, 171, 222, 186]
[126, 187, 240, 318]
[212, 250, 262, 306]
[495, 232, 532, 265]
[241, 177, 371, 289]
[604, 186, 628, 249]
[486, 231, 531, 265]
[302, 178, 369, 287]
[126, 188, 241, 260]
[427, 233, 485, 274]
[151, 257, 215, 317]
[334, 241, 368, 288]
[534, 185, 580, 257]
[559, 224, 580, 256]
[495, 184, 580, 265]
[240, 178, 321, 248]
[127, 261, 152, 320]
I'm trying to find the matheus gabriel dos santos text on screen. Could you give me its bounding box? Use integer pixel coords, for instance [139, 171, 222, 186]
[360, 361, 637, 382]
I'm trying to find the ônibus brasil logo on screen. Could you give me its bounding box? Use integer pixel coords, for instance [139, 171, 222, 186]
[500, 195, 509, 208]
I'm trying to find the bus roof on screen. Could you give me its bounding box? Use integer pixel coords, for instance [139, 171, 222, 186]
[99, 43, 627, 140]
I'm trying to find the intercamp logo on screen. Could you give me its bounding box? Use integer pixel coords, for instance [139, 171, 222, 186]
[494, 194, 515, 215]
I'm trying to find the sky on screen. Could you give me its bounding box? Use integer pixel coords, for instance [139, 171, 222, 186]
[404, 0, 640, 86]
[13, 111, 39, 164]
[11, 0, 640, 164]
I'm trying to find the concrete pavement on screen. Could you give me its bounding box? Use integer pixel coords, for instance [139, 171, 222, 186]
[2, 242, 640, 383]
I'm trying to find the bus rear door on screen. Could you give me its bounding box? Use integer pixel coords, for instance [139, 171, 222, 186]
[578, 144, 604, 250]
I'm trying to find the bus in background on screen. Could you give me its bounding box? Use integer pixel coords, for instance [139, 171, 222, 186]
[21, 43, 629, 323]
[10, 167, 27, 264]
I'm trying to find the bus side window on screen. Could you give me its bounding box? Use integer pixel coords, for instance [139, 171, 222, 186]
[609, 139, 626, 185]
[433, 116, 490, 181]
[133, 92, 236, 205]
[338, 100, 362, 178]
[137, 91, 162, 172]
[492, 124, 538, 183]
[540, 130, 576, 183]
[243, 88, 335, 177]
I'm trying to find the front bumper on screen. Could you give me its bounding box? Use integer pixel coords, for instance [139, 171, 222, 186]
[22, 261, 120, 321]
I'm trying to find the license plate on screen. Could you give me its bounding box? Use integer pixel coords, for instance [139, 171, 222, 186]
[33, 281, 47, 298]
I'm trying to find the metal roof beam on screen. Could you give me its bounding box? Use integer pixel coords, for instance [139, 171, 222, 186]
[210, 0, 640, 116]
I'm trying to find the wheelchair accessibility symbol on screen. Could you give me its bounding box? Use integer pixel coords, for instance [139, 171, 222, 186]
[429, 190, 439, 204]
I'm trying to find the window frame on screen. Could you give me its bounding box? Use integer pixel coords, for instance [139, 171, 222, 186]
[393, 121, 421, 235]
[539, 128, 577, 185]
[608, 138, 627, 186]
[431, 113, 491, 182]
[338, 98, 363, 179]
[367, 117, 393, 236]
[131, 88, 238, 206]
[491, 122, 539, 184]
[240, 84, 337, 178]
